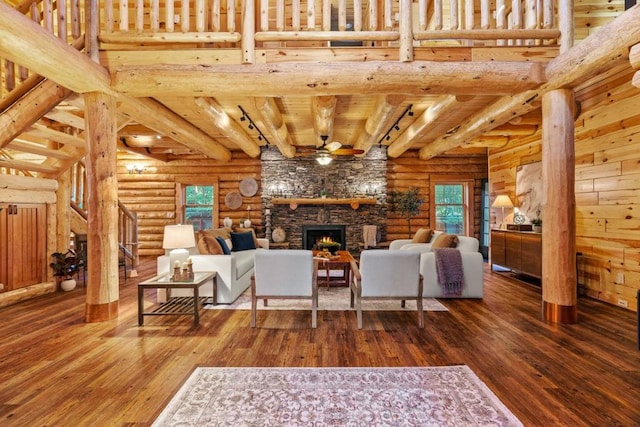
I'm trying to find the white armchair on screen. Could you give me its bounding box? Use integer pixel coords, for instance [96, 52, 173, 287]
[251, 250, 318, 328]
[350, 251, 424, 329]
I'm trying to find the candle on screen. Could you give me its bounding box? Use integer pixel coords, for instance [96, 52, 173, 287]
[174, 260, 181, 268]
[182, 262, 187, 270]
[187, 257, 192, 265]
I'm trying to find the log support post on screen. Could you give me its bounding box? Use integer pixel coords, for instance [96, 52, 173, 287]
[55, 170, 72, 254]
[541, 88, 577, 323]
[84, 91, 119, 322]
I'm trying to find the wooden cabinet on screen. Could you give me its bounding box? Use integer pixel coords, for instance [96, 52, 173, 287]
[490, 230, 542, 278]
[0, 203, 47, 292]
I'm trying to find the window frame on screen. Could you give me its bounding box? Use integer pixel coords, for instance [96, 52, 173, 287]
[175, 177, 220, 231]
[429, 175, 475, 236]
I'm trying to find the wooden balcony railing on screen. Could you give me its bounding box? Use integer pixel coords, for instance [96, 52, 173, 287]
[98, 0, 562, 63]
[1, 0, 84, 104]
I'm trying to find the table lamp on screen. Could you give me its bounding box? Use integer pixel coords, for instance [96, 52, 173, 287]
[492, 195, 514, 229]
[162, 224, 196, 272]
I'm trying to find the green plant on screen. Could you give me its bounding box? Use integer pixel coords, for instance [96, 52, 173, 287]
[388, 187, 425, 237]
[50, 250, 80, 280]
[531, 217, 542, 226]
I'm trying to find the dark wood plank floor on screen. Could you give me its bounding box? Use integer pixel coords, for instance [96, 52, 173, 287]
[0, 258, 638, 426]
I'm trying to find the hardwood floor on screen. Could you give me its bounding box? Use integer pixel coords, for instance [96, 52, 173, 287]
[0, 258, 638, 426]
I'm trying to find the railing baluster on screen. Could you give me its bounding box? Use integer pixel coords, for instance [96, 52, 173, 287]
[384, 0, 392, 30]
[58, 0, 68, 40]
[136, 0, 143, 33]
[293, 0, 300, 31]
[480, 0, 489, 29]
[338, 0, 346, 31]
[71, 0, 81, 38]
[368, 0, 377, 31]
[166, 0, 175, 32]
[418, 0, 427, 31]
[354, 0, 362, 32]
[181, 0, 190, 32]
[196, 0, 205, 32]
[260, 0, 269, 31]
[227, 0, 235, 32]
[464, 0, 474, 30]
[5, 60, 15, 92]
[308, 0, 316, 30]
[120, 0, 128, 32]
[450, 0, 458, 30]
[277, 0, 284, 31]
[543, 0, 554, 29]
[151, 0, 159, 31]
[322, 0, 331, 31]
[105, 0, 114, 33]
[434, 0, 443, 30]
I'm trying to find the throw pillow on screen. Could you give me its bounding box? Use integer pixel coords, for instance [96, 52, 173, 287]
[230, 231, 257, 252]
[431, 233, 459, 249]
[197, 234, 224, 255]
[215, 236, 232, 255]
[200, 227, 231, 242]
[235, 227, 260, 248]
[412, 228, 433, 244]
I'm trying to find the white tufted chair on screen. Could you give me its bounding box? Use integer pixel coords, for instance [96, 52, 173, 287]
[251, 250, 318, 328]
[350, 251, 424, 329]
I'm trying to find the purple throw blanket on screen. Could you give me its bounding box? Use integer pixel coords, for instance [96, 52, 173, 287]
[434, 248, 464, 296]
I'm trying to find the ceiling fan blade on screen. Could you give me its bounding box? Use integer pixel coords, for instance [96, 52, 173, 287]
[331, 148, 365, 156]
[325, 141, 342, 152]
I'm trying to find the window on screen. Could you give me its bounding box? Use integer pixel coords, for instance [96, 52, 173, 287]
[176, 178, 219, 232]
[430, 177, 474, 235]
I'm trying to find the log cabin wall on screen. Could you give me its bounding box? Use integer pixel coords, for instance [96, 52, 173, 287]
[386, 150, 488, 242]
[117, 151, 261, 258]
[488, 68, 640, 312]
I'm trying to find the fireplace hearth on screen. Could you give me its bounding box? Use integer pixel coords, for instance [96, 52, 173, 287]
[302, 224, 346, 250]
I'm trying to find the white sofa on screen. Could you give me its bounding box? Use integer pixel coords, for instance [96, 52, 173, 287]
[157, 238, 269, 304]
[390, 231, 483, 298]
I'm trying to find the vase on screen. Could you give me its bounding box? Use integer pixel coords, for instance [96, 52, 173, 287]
[272, 227, 286, 243]
[60, 278, 76, 291]
[223, 217, 233, 228]
[533, 225, 542, 233]
[244, 219, 252, 228]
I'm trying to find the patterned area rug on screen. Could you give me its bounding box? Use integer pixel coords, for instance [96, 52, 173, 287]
[153, 366, 522, 426]
[204, 286, 448, 311]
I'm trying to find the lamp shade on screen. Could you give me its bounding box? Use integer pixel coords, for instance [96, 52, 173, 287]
[162, 224, 196, 249]
[316, 154, 332, 165]
[492, 194, 514, 208]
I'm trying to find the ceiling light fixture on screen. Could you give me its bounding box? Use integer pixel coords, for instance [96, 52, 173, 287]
[238, 105, 270, 145]
[316, 153, 332, 166]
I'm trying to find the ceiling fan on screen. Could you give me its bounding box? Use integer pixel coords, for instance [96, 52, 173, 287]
[297, 135, 365, 165]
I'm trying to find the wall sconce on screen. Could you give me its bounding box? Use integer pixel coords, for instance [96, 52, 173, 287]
[126, 164, 145, 174]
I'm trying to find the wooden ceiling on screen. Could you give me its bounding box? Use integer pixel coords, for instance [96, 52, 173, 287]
[0, 1, 635, 178]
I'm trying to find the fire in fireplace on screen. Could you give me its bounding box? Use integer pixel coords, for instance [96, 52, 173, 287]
[302, 224, 346, 250]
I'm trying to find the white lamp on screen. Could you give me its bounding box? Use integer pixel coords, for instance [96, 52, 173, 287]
[492, 195, 514, 230]
[162, 224, 196, 272]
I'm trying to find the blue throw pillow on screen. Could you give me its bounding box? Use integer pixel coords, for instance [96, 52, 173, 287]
[230, 231, 256, 252]
[215, 237, 231, 255]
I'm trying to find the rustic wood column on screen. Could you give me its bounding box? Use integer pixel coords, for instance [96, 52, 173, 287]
[541, 89, 577, 323]
[84, 91, 119, 322]
[55, 170, 72, 255]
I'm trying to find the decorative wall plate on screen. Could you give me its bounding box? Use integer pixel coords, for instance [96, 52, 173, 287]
[224, 191, 242, 209]
[513, 212, 526, 224]
[239, 178, 258, 197]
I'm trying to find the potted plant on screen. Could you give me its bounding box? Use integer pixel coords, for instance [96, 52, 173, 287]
[531, 217, 542, 233]
[50, 250, 80, 291]
[388, 187, 425, 237]
[317, 240, 340, 254]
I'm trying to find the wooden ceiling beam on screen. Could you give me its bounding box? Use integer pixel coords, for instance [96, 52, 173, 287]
[353, 95, 406, 154]
[0, 80, 72, 149]
[117, 139, 169, 162]
[252, 97, 297, 158]
[44, 108, 86, 130]
[311, 96, 337, 142]
[387, 96, 460, 158]
[7, 140, 76, 160]
[112, 61, 546, 97]
[0, 2, 112, 95]
[0, 157, 58, 174]
[193, 97, 261, 158]
[27, 123, 85, 148]
[118, 96, 232, 161]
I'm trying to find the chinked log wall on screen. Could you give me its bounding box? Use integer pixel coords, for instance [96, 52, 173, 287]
[488, 68, 640, 312]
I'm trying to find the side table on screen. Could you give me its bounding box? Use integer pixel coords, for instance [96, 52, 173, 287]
[138, 271, 216, 326]
[270, 242, 290, 249]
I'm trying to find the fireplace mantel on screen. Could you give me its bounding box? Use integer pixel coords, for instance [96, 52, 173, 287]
[272, 197, 377, 210]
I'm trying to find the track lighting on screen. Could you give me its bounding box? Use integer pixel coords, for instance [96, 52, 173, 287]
[237, 105, 270, 145]
[377, 104, 414, 147]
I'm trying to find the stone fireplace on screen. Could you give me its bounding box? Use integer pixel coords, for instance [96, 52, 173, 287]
[302, 224, 346, 250]
[261, 147, 387, 253]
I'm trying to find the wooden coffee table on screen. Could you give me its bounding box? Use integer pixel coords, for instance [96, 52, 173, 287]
[138, 271, 216, 326]
[313, 250, 355, 288]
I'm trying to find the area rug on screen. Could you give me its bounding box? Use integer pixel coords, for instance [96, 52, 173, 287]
[152, 366, 522, 426]
[204, 286, 447, 312]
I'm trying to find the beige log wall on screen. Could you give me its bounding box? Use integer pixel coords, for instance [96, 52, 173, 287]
[116, 152, 261, 258]
[489, 70, 640, 312]
[386, 151, 488, 242]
